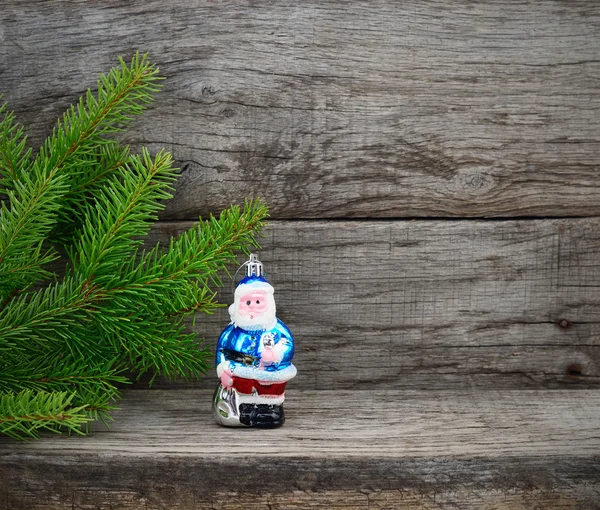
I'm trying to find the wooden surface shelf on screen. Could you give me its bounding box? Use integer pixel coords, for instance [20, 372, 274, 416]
[1, 388, 599, 508]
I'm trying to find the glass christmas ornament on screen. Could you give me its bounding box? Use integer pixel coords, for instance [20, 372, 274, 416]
[213, 254, 296, 427]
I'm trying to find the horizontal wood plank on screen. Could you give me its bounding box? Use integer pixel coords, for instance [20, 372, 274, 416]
[137, 218, 600, 390]
[1, 388, 599, 508]
[1, 1, 599, 218]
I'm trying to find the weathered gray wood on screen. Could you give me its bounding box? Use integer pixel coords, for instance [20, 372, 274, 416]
[1, 1, 600, 218]
[23, 216, 600, 389]
[1, 388, 599, 508]
[138, 218, 600, 390]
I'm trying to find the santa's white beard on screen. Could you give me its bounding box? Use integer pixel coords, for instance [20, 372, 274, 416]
[230, 308, 276, 331]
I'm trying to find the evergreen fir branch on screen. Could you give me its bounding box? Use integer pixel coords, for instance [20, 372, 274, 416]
[0, 355, 124, 439]
[72, 148, 177, 285]
[0, 149, 210, 378]
[108, 258, 221, 318]
[0, 149, 177, 358]
[0, 54, 269, 440]
[0, 53, 161, 304]
[0, 242, 57, 305]
[102, 316, 212, 381]
[0, 277, 99, 360]
[54, 143, 131, 243]
[0, 99, 32, 192]
[157, 198, 268, 286]
[0, 353, 126, 396]
[34, 52, 161, 183]
[0, 168, 67, 303]
[83, 199, 268, 380]
[0, 390, 92, 440]
[36, 52, 160, 248]
[114, 199, 268, 315]
[74, 384, 120, 431]
[82, 203, 266, 380]
[70, 144, 131, 195]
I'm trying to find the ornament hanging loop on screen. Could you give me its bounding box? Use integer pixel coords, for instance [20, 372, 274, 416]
[231, 253, 264, 293]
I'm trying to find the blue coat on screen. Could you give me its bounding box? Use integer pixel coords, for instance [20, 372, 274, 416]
[215, 319, 296, 383]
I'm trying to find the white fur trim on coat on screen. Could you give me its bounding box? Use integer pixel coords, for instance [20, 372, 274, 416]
[216, 361, 230, 378]
[231, 363, 297, 383]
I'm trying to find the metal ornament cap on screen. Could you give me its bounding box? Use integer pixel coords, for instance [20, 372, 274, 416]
[245, 253, 264, 278]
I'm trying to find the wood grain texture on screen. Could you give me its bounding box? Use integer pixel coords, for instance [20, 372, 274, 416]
[1, 389, 599, 509]
[1, 1, 599, 218]
[138, 218, 600, 390]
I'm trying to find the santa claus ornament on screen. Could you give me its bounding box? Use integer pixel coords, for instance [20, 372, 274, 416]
[213, 254, 296, 427]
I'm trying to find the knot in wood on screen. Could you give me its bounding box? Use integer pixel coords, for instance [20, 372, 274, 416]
[558, 318, 572, 329]
[566, 363, 583, 379]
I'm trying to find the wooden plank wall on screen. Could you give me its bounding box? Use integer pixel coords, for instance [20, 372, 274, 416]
[1, 1, 599, 390]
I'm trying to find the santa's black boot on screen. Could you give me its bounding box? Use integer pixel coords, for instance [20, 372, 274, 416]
[239, 403, 285, 428]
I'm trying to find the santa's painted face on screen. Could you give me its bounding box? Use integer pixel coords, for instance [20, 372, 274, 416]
[237, 290, 269, 319]
[229, 283, 276, 330]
